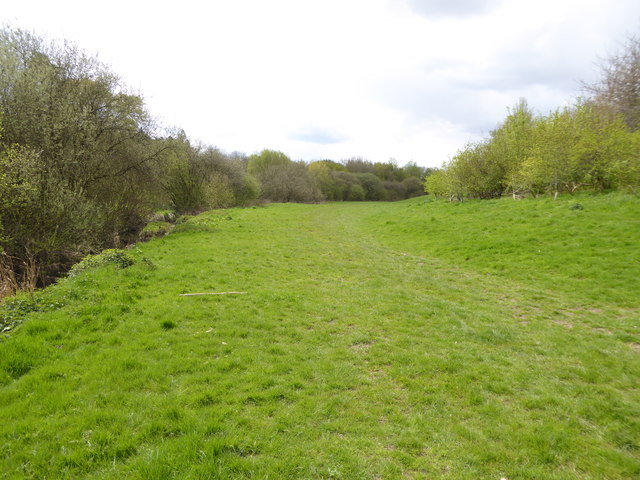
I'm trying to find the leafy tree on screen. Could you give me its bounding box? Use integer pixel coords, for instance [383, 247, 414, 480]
[0, 129, 106, 286]
[248, 151, 322, 203]
[402, 176, 425, 198]
[515, 109, 575, 198]
[383, 180, 407, 201]
[489, 99, 535, 197]
[569, 102, 636, 191]
[247, 149, 292, 176]
[401, 161, 427, 180]
[374, 159, 401, 181]
[258, 161, 323, 203]
[198, 146, 259, 206]
[309, 157, 426, 201]
[0, 27, 167, 249]
[423, 168, 450, 199]
[308, 161, 347, 201]
[158, 137, 258, 213]
[308, 159, 347, 172]
[159, 137, 207, 213]
[348, 183, 365, 201]
[0, 29, 162, 196]
[449, 142, 504, 199]
[330, 170, 362, 201]
[355, 173, 387, 200]
[429, 97, 640, 201]
[343, 157, 375, 174]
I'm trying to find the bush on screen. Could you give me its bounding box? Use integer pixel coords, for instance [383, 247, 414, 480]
[173, 211, 232, 234]
[67, 249, 135, 278]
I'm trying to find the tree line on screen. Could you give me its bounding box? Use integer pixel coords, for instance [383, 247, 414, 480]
[424, 36, 640, 201]
[0, 27, 427, 294]
[252, 152, 429, 203]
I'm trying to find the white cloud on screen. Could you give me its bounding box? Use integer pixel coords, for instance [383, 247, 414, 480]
[1, 0, 639, 166]
[403, 0, 499, 19]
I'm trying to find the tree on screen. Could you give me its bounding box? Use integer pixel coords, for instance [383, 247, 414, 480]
[330, 170, 362, 201]
[308, 161, 347, 201]
[423, 168, 450, 199]
[247, 149, 292, 176]
[0, 27, 165, 285]
[343, 157, 375, 174]
[383, 180, 407, 200]
[516, 108, 576, 198]
[348, 183, 365, 201]
[373, 159, 401, 181]
[402, 176, 424, 198]
[401, 161, 427, 180]
[355, 172, 387, 200]
[585, 35, 640, 131]
[0, 29, 162, 194]
[158, 137, 259, 213]
[489, 98, 535, 198]
[448, 141, 504, 199]
[258, 161, 323, 203]
[570, 102, 639, 191]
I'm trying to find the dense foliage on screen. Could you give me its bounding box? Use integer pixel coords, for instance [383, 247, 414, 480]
[425, 99, 640, 201]
[425, 37, 640, 201]
[307, 157, 429, 202]
[0, 28, 260, 293]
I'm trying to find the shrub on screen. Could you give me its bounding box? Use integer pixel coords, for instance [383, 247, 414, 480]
[67, 249, 135, 278]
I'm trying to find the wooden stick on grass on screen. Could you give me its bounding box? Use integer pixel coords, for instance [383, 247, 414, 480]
[179, 292, 247, 296]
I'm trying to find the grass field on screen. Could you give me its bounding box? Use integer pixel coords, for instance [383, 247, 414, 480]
[1, 193, 639, 479]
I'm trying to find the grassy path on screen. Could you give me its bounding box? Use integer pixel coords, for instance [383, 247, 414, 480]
[1, 197, 639, 479]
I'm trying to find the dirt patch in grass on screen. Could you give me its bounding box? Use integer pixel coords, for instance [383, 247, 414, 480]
[553, 319, 574, 329]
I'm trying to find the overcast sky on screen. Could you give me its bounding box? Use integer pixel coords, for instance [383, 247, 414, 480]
[2, 0, 640, 167]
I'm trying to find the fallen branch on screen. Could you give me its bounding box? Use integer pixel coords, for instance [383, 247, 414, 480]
[179, 292, 247, 296]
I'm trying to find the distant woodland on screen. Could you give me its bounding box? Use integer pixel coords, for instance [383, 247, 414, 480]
[1, 26, 639, 293]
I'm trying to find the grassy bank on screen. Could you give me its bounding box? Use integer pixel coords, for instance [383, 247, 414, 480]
[1, 194, 639, 479]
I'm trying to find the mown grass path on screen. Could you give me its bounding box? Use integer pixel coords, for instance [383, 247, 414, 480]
[1, 196, 639, 479]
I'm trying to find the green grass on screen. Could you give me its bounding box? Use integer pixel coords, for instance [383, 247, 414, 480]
[1, 194, 639, 479]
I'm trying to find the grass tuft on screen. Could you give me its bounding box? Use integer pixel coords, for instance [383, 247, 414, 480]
[161, 320, 177, 330]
